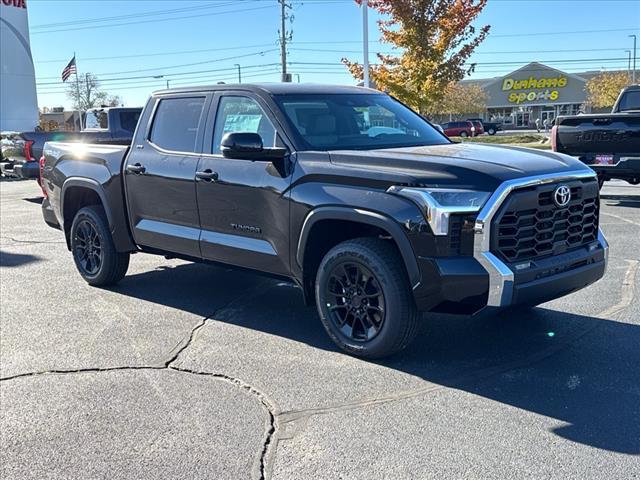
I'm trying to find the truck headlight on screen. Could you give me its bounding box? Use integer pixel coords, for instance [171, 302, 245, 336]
[388, 187, 491, 236]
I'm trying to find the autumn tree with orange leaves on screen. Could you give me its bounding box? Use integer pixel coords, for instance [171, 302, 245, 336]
[343, 0, 490, 113]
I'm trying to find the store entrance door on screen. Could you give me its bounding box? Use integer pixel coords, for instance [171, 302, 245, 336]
[541, 109, 555, 126]
[515, 111, 530, 128]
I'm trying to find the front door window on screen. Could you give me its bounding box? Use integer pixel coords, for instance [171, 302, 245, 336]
[212, 96, 276, 153]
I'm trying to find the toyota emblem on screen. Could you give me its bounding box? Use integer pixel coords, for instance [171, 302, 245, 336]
[553, 185, 571, 207]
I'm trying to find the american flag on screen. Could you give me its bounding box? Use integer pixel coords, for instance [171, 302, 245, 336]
[61, 56, 77, 82]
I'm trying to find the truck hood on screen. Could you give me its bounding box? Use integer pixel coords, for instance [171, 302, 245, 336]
[328, 142, 592, 191]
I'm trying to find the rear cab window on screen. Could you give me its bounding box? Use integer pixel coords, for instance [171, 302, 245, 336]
[119, 110, 141, 133]
[617, 90, 640, 111]
[148, 97, 206, 152]
[84, 110, 108, 130]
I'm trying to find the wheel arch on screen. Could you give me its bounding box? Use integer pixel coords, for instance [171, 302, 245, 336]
[296, 207, 420, 305]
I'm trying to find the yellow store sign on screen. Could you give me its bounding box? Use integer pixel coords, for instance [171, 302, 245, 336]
[502, 75, 568, 104]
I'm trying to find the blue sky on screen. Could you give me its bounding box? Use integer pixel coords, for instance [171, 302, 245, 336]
[27, 0, 640, 109]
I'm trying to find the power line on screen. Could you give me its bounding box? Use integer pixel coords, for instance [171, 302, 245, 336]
[34, 43, 277, 64]
[31, 2, 237, 29]
[36, 50, 279, 82]
[31, 4, 277, 35]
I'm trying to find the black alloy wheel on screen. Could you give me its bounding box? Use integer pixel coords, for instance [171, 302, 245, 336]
[325, 261, 386, 342]
[70, 205, 130, 286]
[315, 238, 419, 358]
[73, 219, 103, 276]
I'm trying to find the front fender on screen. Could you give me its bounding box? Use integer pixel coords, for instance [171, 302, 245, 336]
[296, 206, 421, 288]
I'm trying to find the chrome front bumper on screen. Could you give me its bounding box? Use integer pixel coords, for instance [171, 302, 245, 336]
[472, 170, 609, 308]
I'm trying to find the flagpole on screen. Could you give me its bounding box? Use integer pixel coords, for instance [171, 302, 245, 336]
[74, 52, 82, 129]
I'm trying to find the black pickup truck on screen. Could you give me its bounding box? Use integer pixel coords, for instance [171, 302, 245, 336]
[0, 107, 141, 180]
[40, 84, 608, 358]
[552, 85, 640, 187]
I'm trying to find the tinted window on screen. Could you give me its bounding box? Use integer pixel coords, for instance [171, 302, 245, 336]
[150, 97, 205, 152]
[618, 91, 640, 111]
[85, 110, 108, 130]
[212, 96, 276, 153]
[119, 110, 141, 133]
[275, 94, 448, 151]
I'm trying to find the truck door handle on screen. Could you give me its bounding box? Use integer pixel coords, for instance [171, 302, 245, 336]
[126, 163, 146, 174]
[195, 169, 218, 182]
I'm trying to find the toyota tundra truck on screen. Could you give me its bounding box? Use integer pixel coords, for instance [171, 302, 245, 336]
[40, 84, 608, 358]
[552, 85, 640, 187]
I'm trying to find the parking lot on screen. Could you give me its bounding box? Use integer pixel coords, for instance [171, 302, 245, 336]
[1, 178, 638, 479]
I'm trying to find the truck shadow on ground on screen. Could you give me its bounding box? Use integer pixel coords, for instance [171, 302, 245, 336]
[112, 262, 639, 455]
[0, 250, 42, 267]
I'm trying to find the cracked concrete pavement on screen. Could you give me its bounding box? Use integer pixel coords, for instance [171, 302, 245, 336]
[1, 179, 639, 479]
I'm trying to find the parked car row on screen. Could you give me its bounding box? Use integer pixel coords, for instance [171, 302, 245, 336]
[439, 118, 501, 137]
[1, 107, 142, 180]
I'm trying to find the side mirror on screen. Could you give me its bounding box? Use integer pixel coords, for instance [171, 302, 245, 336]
[221, 132, 287, 161]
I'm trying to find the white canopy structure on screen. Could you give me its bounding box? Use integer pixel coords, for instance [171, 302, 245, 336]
[1, 0, 38, 132]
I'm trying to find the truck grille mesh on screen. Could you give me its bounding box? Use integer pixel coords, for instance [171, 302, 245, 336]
[492, 180, 599, 263]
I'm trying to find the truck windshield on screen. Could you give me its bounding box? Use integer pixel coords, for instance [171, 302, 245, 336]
[274, 93, 449, 150]
[84, 110, 108, 130]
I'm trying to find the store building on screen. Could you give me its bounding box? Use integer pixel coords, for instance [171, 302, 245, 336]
[463, 62, 622, 129]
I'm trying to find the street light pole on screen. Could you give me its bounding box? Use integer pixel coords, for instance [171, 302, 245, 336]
[234, 64, 242, 84]
[630, 35, 637, 84]
[362, 0, 370, 88]
[626, 50, 632, 81]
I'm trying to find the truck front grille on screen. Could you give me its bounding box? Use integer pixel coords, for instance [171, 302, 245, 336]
[491, 179, 599, 263]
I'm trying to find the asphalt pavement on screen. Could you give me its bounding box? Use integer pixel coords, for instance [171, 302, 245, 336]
[1, 178, 638, 479]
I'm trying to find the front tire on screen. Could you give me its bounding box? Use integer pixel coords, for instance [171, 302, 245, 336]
[460, 131, 468, 138]
[315, 238, 419, 358]
[70, 205, 129, 286]
[487, 128, 496, 135]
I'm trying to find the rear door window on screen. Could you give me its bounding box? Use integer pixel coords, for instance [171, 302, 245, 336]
[149, 97, 206, 153]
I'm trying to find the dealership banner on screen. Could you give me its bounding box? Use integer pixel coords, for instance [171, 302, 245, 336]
[1, 0, 39, 132]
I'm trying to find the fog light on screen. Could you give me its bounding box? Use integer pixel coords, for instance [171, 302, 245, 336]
[589, 242, 598, 252]
[515, 261, 531, 271]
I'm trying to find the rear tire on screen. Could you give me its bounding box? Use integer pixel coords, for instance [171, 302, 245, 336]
[315, 238, 419, 358]
[488, 128, 496, 135]
[70, 205, 129, 286]
[460, 131, 468, 138]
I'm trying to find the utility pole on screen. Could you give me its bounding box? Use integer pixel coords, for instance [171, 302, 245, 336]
[234, 64, 242, 83]
[630, 35, 637, 84]
[278, 0, 292, 82]
[362, 0, 370, 88]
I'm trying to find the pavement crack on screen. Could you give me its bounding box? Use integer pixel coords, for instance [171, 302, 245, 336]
[278, 259, 640, 429]
[168, 365, 279, 480]
[0, 236, 65, 245]
[1, 364, 281, 479]
[0, 365, 162, 382]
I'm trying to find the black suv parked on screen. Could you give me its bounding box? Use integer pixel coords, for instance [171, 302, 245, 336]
[40, 84, 608, 358]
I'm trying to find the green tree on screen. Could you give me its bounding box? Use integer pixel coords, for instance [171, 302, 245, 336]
[66, 73, 122, 111]
[342, 0, 490, 113]
[585, 72, 630, 109]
